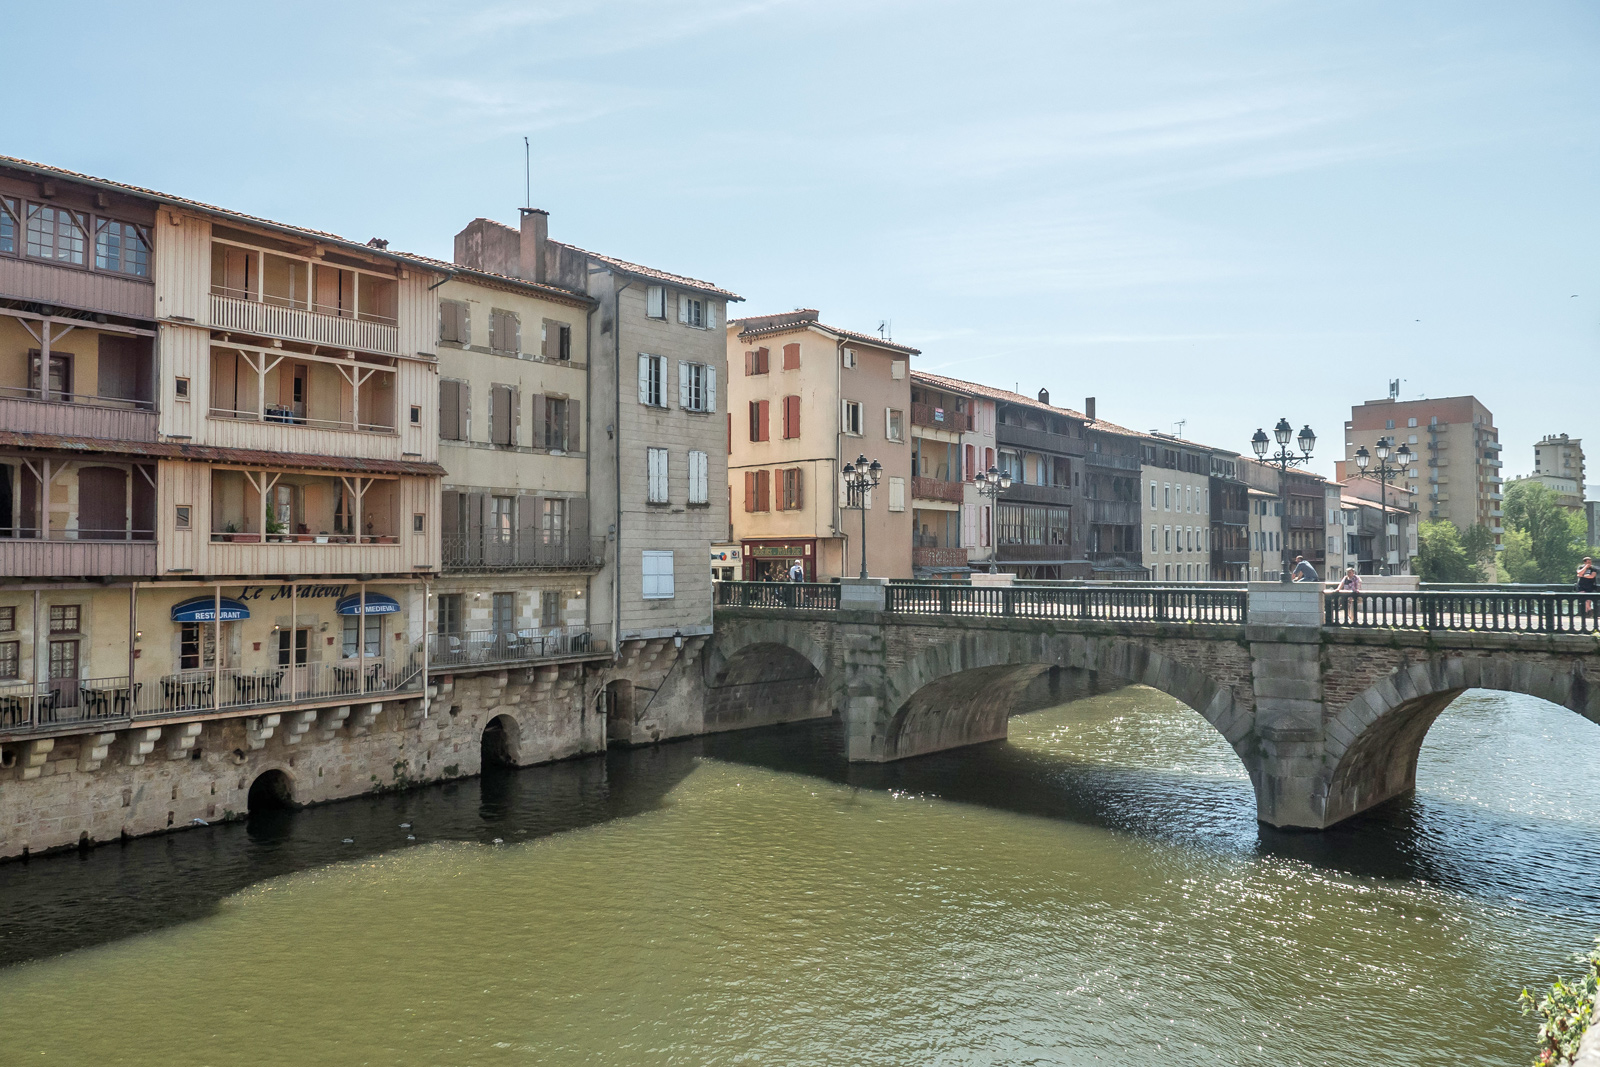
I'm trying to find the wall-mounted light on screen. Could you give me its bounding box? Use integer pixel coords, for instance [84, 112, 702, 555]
[134, 630, 142, 642]
[673, 631, 683, 649]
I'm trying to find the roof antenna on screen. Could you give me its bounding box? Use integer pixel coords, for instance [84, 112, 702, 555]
[523, 136, 531, 209]
[1173, 419, 1187, 438]
[878, 319, 891, 340]
[1388, 378, 1400, 400]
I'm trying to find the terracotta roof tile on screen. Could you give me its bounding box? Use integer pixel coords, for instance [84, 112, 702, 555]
[735, 311, 920, 355]
[562, 243, 742, 301]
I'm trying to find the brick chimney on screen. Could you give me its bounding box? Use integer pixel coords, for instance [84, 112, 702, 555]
[1085, 396, 1096, 421]
[519, 208, 548, 283]
[1037, 387, 1049, 405]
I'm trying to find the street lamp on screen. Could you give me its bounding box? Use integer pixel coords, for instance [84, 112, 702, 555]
[1250, 418, 1317, 583]
[841, 454, 883, 580]
[1353, 436, 1413, 576]
[972, 464, 1013, 574]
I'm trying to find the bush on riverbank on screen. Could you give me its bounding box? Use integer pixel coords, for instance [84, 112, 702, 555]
[1521, 938, 1600, 1066]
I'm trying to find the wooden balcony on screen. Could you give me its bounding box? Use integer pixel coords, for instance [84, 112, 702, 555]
[913, 546, 969, 570]
[210, 293, 400, 356]
[996, 423, 1084, 456]
[1084, 451, 1140, 472]
[0, 392, 156, 443]
[911, 476, 964, 504]
[910, 403, 973, 433]
[996, 543, 1074, 561]
[1214, 507, 1249, 527]
[0, 537, 155, 577]
[1086, 499, 1139, 524]
[1001, 482, 1074, 506]
[0, 257, 155, 319]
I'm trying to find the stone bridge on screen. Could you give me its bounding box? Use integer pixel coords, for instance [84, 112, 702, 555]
[706, 580, 1600, 829]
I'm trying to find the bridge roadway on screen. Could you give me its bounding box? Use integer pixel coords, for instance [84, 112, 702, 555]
[708, 580, 1600, 830]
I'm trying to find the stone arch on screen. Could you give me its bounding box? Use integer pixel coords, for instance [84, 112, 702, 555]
[1322, 656, 1600, 824]
[704, 619, 838, 733]
[877, 628, 1249, 767]
[706, 618, 830, 684]
[246, 767, 295, 812]
[481, 713, 522, 767]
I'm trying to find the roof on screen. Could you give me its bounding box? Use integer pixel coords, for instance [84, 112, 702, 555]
[0, 155, 448, 279]
[910, 370, 1082, 419]
[0, 432, 447, 477]
[567, 243, 742, 301]
[395, 249, 595, 308]
[735, 310, 920, 355]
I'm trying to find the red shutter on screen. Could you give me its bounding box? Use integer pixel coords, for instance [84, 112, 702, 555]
[744, 471, 756, 512]
[793, 468, 803, 510]
[745, 350, 755, 375]
[782, 343, 800, 370]
[757, 347, 769, 373]
[757, 469, 770, 512]
[966, 444, 975, 481]
[783, 395, 800, 439]
[775, 469, 786, 511]
[758, 400, 770, 442]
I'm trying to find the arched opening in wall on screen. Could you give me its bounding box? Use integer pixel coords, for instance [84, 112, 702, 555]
[246, 769, 295, 812]
[705, 642, 828, 733]
[604, 680, 635, 745]
[481, 714, 522, 768]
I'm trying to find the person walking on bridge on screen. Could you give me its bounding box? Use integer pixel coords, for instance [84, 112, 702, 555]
[1290, 555, 1319, 583]
[1336, 566, 1361, 622]
[788, 559, 806, 583]
[1577, 556, 1597, 616]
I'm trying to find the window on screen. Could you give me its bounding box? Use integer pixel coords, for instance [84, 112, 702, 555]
[842, 400, 863, 436]
[277, 627, 310, 667]
[0, 197, 15, 254]
[1164, 484, 1171, 510]
[439, 379, 468, 441]
[94, 219, 151, 276]
[26, 204, 87, 264]
[1408, 417, 1418, 427]
[490, 384, 515, 446]
[543, 396, 569, 450]
[782, 395, 801, 439]
[179, 622, 217, 671]
[744, 469, 771, 512]
[440, 300, 470, 344]
[0, 641, 16, 680]
[413, 513, 425, 533]
[1386, 419, 1395, 430]
[541, 590, 561, 628]
[642, 550, 675, 599]
[886, 408, 904, 442]
[0, 607, 12, 631]
[490, 495, 514, 543]
[49, 605, 80, 634]
[1164, 526, 1172, 552]
[749, 400, 770, 442]
[779, 467, 804, 511]
[410, 405, 422, 425]
[888, 476, 905, 512]
[174, 377, 190, 399]
[489, 309, 520, 354]
[175, 505, 191, 530]
[647, 447, 669, 504]
[646, 286, 666, 319]
[492, 592, 516, 635]
[891, 360, 906, 380]
[677, 295, 711, 329]
[638, 354, 666, 407]
[343, 614, 381, 658]
[745, 347, 770, 375]
[437, 594, 462, 636]
[542, 498, 566, 545]
[841, 348, 857, 369]
[688, 450, 709, 505]
[782, 343, 800, 370]
[541, 319, 571, 360]
[679, 361, 717, 413]
[1150, 525, 1158, 552]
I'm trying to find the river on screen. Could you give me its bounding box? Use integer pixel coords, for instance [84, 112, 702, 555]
[0, 687, 1596, 1066]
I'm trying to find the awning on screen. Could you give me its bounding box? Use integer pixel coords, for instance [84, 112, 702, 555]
[336, 593, 401, 616]
[171, 596, 250, 622]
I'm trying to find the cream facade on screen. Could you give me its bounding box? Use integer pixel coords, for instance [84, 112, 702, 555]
[1141, 453, 1212, 583]
[726, 310, 915, 582]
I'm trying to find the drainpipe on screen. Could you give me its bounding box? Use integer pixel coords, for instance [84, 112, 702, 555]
[611, 278, 630, 661]
[421, 580, 430, 718]
[127, 584, 137, 713]
[212, 584, 221, 711]
[31, 589, 40, 722]
[835, 337, 846, 579]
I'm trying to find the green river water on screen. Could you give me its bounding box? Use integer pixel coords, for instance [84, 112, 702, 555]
[0, 686, 1596, 1066]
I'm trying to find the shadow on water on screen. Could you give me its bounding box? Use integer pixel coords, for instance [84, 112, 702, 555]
[0, 742, 700, 968]
[699, 713, 1600, 917]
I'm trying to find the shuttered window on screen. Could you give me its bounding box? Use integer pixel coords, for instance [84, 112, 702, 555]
[962, 504, 978, 547]
[679, 361, 716, 413]
[779, 468, 803, 511]
[782, 395, 801, 440]
[490, 385, 514, 446]
[888, 477, 905, 512]
[638, 354, 666, 407]
[440, 301, 469, 344]
[541, 318, 571, 359]
[744, 348, 769, 375]
[647, 447, 669, 504]
[749, 399, 769, 442]
[642, 550, 675, 599]
[743, 469, 771, 512]
[688, 450, 709, 505]
[782, 343, 800, 370]
[439, 380, 468, 441]
[488, 309, 519, 353]
[646, 286, 666, 319]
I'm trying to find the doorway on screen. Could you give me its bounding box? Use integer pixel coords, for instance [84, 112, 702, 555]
[604, 680, 635, 744]
[482, 714, 521, 767]
[247, 769, 295, 811]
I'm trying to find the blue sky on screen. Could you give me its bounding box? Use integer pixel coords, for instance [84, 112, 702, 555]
[3, 0, 1596, 478]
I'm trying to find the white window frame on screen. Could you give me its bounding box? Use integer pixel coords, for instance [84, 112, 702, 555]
[642, 550, 675, 600]
[646, 286, 666, 319]
[678, 360, 717, 413]
[638, 353, 666, 408]
[688, 450, 708, 505]
[886, 408, 903, 441]
[647, 447, 669, 504]
[842, 400, 863, 436]
[677, 294, 715, 329]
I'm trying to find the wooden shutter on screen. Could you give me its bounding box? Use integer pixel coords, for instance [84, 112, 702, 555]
[530, 393, 546, 450]
[648, 448, 668, 503]
[637, 355, 650, 404]
[962, 504, 977, 547]
[745, 350, 755, 376]
[678, 361, 691, 409]
[782, 343, 800, 370]
[677, 295, 689, 324]
[568, 496, 588, 542]
[511, 386, 521, 446]
[758, 400, 770, 442]
[466, 491, 486, 560]
[757, 347, 769, 373]
[97, 335, 144, 401]
[775, 468, 786, 512]
[757, 469, 770, 512]
[490, 385, 511, 445]
[744, 471, 756, 512]
[439, 380, 460, 440]
[566, 399, 580, 452]
[647, 286, 665, 318]
[689, 451, 707, 505]
[784, 395, 800, 439]
[441, 490, 461, 536]
[706, 302, 716, 329]
[518, 493, 540, 559]
[458, 382, 470, 441]
[488, 310, 502, 352]
[705, 366, 716, 413]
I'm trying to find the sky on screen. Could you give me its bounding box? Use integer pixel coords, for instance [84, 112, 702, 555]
[2, 0, 1596, 480]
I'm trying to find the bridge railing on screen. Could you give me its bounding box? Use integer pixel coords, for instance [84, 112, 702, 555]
[885, 583, 1247, 623]
[1326, 590, 1599, 633]
[713, 581, 842, 610]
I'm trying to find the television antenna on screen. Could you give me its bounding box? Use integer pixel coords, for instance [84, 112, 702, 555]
[523, 136, 531, 208]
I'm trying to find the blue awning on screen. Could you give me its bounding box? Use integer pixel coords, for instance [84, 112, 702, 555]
[336, 593, 401, 616]
[171, 596, 250, 622]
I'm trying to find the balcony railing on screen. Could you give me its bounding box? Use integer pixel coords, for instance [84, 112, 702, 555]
[209, 405, 396, 435]
[1086, 499, 1139, 524]
[885, 583, 1247, 623]
[1326, 591, 1598, 633]
[210, 531, 399, 545]
[913, 545, 969, 570]
[910, 403, 974, 433]
[0, 537, 156, 577]
[429, 629, 592, 671]
[713, 581, 841, 610]
[1001, 483, 1073, 506]
[911, 476, 964, 503]
[210, 292, 400, 355]
[0, 389, 157, 442]
[1214, 507, 1249, 527]
[996, 423, 1082, 456]
[1084, 451, 1140, 471]
[442, 531, 604, 571]
[996, 543, 1074, 561]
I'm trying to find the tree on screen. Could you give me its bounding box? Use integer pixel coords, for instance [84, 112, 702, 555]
[1416, 521, 1484, 582]
[1459, 523, 1496, 569]
[1501, 481, 1585, 583]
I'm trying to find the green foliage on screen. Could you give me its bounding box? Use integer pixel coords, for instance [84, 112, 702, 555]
[1460, 523, 1497, 567]
[1521, 937, 1600, 1066]
[1416, 521, 1485, 582]
[1502, 481, 1587, 583]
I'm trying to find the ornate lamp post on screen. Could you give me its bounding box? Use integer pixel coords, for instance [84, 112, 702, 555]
[972, 464, 1013, 574]
[841, 454, 883, 580]
[1353, 436, 1413, 576]
[1250, 417, 1316, 583]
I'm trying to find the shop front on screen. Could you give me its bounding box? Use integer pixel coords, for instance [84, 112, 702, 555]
[740, 539, 816, 582]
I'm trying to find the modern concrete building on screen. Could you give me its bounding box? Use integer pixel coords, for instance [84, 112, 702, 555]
[725, 309, 916, 582]
[1344, 393, 1502, 547]
[1525, 433, 1586, 512]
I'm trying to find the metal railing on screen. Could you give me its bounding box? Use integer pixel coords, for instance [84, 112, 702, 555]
[428, 629, 591, 670]
[0, 527, 154, 541]
[886, 583, 1247, 622]
[714, 581, 841, 610]
[442, 532, 603, 571]
[209, 404, 396, 434]
[1326, 591, 1599, 633]
[0, 384, 154, 410]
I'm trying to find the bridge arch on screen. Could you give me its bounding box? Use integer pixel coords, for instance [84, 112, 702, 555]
[878, 628, 1251, 769]
[704, 619, 837, 732]
[1322, 656, 1600, 824]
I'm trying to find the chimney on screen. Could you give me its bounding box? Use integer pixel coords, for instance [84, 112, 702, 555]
[1037, 387, 1049, 405]
[1085, 397, 1096, 422]
[519, 208, 548, 284]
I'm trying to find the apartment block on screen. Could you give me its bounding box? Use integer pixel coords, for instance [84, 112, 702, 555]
[909, 371, 997, 577]
[1524, 433, 1586, 512]
[1345, 394, 1501, 545]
